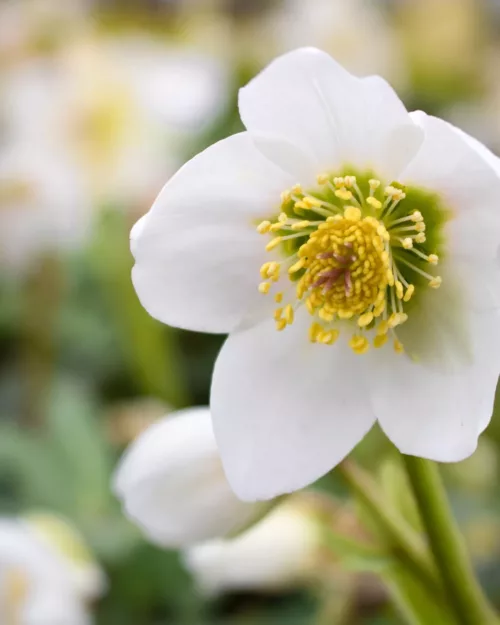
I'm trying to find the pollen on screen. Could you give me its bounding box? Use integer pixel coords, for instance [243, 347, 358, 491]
[256, 171, 444, 355]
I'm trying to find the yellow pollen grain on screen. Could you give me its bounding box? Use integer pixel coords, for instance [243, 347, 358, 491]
[366, 197, 382, 209]
[394, 339, 405, 354]
[275, 318, 287, 331]
[258, 281, 271, 294]
[344, 206, 362, 221]
[429, 276, 442, 289]
[358, 311, 374, 327]
[257, 220, 271, 234]
[373, 334, 388, 348]
[266, 237, 282, 251]
[275, 292, 283, 303]
[428, 254, 439, 265]
[403, 284, 415, 302]
[283, 304, 294, 325]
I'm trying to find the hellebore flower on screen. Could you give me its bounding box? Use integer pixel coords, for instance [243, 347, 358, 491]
[132, 48, 500, 501]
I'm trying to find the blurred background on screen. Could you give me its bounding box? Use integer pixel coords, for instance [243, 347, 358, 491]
[2, 0, 500, 623]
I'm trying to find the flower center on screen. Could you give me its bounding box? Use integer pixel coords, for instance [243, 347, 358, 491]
[256, 173, 445, 355]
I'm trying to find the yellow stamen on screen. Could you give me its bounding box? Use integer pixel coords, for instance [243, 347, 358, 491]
[394, 339, 405, 354]
[358, 311, 374, 327]
[257, 220, 271, 234]
[258, 281, 271, 294]
[428, 254, 439, 265]
[275, 318, 287, 331]
[403, 284, 415, 302]
[349, 335, 370, 355]
[429, 276, 442, 289]
[344, 206, 362, 221]
[283, 304, 294, 325]
[266, 237, 282, 251]
[373, 334, 388, 348]
[289, 258, 306, 274]
[275, 292, 283, 303]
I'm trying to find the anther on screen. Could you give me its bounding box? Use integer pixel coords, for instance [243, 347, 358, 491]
[344, 206, 361, 221]
[335, 189, 353, 201]
[266, 237, 282, 251]
[257, 221, 271, 234]
[428, 254, 439, 265]
[403, 285, 415, 302]
[394, 339, 404, 354]
[283, 304, 294, 325]
[373, 334, 388, 348]
[259, 282, 271, 294]
[275, 318, 287, 331]
[289, 258, 306, 274]
[275, 292, 283, 303]
[317, 173, 329, 185]
[366, 197, 382, 209]
[402, 237, 413, 249]
[429, 277, 442, 289]
[358, 311, 374, 327]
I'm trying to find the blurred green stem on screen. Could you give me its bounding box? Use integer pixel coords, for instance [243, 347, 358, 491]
[338, 461, 442, 598]
[21, 254, 62, 428]
[402, 455, 499, 625]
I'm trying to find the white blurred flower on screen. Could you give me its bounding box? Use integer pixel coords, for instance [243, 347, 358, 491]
[267, 0, 404, 85]
[113, 407, 269, 548]
[2, 34, 229, 213]
[0, 517, 95, 625]
[183, 498, 322, 596]
[132, 48, 500, 501]
[0, 141, 90, 271]
[24, 513, 106, 604]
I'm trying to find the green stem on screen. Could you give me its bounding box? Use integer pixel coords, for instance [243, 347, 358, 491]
[338, 460, 441, 596]
[402, 455, 499, 625]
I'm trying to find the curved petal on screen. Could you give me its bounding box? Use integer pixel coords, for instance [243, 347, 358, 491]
[368, 309, 500, 462]
[239, 47, 422, 182]
[113, 408, 264, 547]
[401, 112, 500, 219]
[211, 314, 375, 501]
[131, 132, 294, 333]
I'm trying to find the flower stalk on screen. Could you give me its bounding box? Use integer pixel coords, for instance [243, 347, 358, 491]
[402, 455, 499, 625]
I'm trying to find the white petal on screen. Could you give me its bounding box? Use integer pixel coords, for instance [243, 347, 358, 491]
[401, 112, 500, 219]
[113, 407, 265, 547]
[239, 48, 422, 182]
[131, 132, 294, 333]
[211, 314, 375, 501]
[369, 310, 500, 462]
[183, 499, 320, 596]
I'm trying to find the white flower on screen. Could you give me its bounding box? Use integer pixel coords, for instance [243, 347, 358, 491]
[131, 48, 500, 501]
[270, 0, 404, 85]
[2, 35, 229, 213]
[0, 518, 92, 625]
[183, 498, 322, 596]
[0, 141, 90, 271]
[24, 513, 106, 604]
[113, 407, 268, 547]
